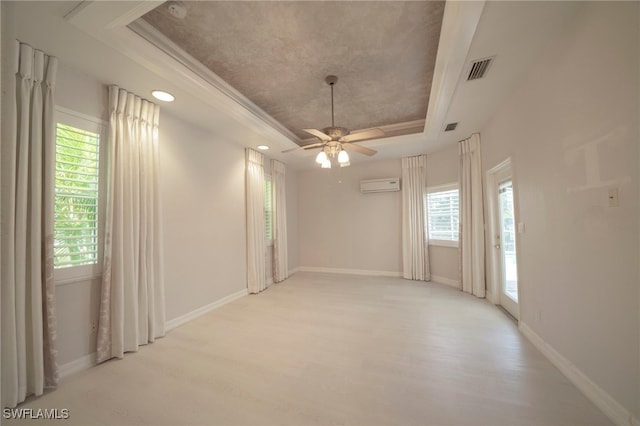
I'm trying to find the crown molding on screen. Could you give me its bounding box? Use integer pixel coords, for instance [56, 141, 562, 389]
[64, 1, 299, 150]
[379, 119, 426, 133]
[128, 19, 300, 144]
[423, 0, 486, 143]
[65, 1, 163, 31]
[61, 1, 485, 161]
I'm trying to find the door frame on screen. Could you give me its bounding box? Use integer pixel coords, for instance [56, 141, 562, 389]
[486, 158, 521, 319]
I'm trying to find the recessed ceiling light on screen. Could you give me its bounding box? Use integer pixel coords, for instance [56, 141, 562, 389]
[257, 145, 270, 150]
[151, 90, 175, 102]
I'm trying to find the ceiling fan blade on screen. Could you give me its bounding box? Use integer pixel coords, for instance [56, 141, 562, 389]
[339, 128, 385, 143]
[302, 142, 325, 150]
[302, 128, 331, 141]
[281, 142, 324, 154]
[281, 146, 304, 153]
[342, 142, 377, 156]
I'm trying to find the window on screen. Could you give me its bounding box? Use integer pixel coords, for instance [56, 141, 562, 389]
[426, 183, 459, 247]
[54, 108, 105, 282]
[265, 176, 273, 243]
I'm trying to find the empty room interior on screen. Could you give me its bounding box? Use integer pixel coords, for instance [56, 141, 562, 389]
[1, 1, 638, 425]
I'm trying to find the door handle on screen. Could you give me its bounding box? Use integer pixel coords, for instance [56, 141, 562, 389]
[495, 244, 501, 249]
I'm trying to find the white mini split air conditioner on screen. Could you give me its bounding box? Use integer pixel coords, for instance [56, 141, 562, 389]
[360, 178, 401, 193]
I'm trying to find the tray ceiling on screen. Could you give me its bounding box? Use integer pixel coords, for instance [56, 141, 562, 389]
[139, 1, 444, 143]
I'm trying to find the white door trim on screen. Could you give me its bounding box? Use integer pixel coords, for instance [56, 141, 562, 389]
[486, 158, 521, 320]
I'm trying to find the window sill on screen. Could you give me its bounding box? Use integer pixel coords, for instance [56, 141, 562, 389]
[55, 273, 102, 287]
[429, 240, 459, 248]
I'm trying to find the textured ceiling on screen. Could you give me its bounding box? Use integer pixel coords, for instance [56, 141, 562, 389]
[141, 1, 444, 142]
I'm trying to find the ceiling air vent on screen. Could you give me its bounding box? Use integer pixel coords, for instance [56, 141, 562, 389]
[444, 122, 458, 132]
[467, 57, 494, 81]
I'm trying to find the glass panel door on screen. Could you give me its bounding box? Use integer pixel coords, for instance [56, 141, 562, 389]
[498, 179, 518, 302]
[487, 159, 519, 319]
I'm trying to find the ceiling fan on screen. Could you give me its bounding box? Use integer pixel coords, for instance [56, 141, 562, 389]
[282, 75, 384, 168]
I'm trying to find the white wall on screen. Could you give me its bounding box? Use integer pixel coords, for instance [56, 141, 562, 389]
[160, 113, 247, 321]
[40, 61, 253, 365]
[285, 166, 299, 272]
[2, 2, 265, 368]
[1, 1, 106, 368]
[0, 0, 303, 368]
[298, 159, 403, 274]
[297, 151, 460, 281]
[480, 2, 639, 418]
[427, 145, 458, 187]
[427, 145, 459, 285]
[429, 247, 458, 285]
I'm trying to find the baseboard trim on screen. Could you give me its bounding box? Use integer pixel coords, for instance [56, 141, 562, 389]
[59, 352, 97, 380]
[288, 266, 300, 276]
[165, 288, 248, 332]
[57, 289, 249, 380]
[430, 275, 460, 289]
[519, 322, 638, 426]
[298, 266, 402, 278]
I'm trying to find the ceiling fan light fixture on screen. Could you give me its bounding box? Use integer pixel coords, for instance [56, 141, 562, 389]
[283, 75, 383, 166]
[316, 151, 328, 164]
[338, 149, 349, 164]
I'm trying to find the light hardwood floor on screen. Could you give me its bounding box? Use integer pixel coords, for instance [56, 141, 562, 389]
[7, 272, 611, 425]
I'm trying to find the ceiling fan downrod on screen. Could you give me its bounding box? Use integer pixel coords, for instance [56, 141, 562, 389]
[326, 75, 338, 129]
[330, 80, 335, 128]
[280, 74, 382, 160]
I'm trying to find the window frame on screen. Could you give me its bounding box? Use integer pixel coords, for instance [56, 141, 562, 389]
[425, 182, 459, 248]
[53, 107, 107, 285]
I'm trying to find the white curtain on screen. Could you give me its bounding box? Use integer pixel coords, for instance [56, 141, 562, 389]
[459, 133, 486, 297]
[97, 86, 166, 363]
[246, 149, 267, 293]
[402, 155, 430, 281]
[1, 42, 59, 407]
[271, 159, 288, 283]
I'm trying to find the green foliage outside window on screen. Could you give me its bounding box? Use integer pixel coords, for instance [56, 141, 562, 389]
[54, 123, 100, 269]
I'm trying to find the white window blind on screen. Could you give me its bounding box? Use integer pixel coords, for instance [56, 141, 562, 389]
[426, 185, 459, 243]
[54, 122, 101, 269]
[265, 177, 273, 241]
